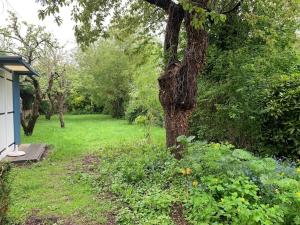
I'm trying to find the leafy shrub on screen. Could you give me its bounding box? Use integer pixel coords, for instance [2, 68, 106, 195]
[125, 41, 163, 126]
[191, 70, 300, 158]
[189, 0, 299, 158]
[97, 142, 300, 224]
[127, 107, 146, 124]
[67, 94, 103, 114]
[183, 142, 300, 224]
[0, 162, 11, 225]
[97, 143, 179, 224]
[261, 73, 300, 158]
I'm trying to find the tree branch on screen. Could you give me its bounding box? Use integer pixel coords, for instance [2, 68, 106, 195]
[143, 0, 173, 11]
[0, 32, 25, 44]
[221, 0, 244, 14]
[164, 3, 184, 67]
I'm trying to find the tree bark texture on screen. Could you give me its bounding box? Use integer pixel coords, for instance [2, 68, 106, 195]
[57, 93, 65, 128]
[157, 1, 209, 158]
[44, 71, 56, 120]
[21, 77, 42, 136]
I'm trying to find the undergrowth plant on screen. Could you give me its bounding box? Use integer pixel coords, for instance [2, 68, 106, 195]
[97, 142, 300, 224]
[0, 162, 11, 225]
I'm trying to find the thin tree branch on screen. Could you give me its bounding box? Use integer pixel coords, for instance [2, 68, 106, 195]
[0, 32, 24, 44]
[221, 0, 244, 14]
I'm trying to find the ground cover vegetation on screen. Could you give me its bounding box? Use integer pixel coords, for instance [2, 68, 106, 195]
[6, 115, 164, 224]
[97, 141, 300, 224]
[3, 116, 300, 224]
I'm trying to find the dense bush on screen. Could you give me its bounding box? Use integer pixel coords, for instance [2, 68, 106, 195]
[97, 142, 300, 224]
[183, 142, 300, 224]
[39, 99, 51, 115]
[261, 74, 300, 158]
[191, 72, 300, 158]
[190, 0, 299, 158]
[75, 39, 132, 118]
[0, 162, 11, 225]
[125, 41, 163, 125]
[127, 107, 147, 124]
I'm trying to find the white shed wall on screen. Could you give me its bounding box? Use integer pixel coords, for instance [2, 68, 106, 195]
[0, 70, 15, 160]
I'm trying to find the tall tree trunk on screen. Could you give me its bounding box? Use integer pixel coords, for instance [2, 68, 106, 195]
[45, 97, 55, 120]
[164, 110, 192, 158]
[112, 97, 124, 118]
[159, 1, 209, 159]
[59, 111, 65, 128]
[21, 77, 42, 136]
[44, 72, 56, 120]
[57, 93, 65, 128]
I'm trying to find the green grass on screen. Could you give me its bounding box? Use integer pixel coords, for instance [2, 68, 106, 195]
[8, 114, 165, 224]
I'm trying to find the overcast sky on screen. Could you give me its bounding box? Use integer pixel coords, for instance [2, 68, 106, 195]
[0, 0, 76, 50]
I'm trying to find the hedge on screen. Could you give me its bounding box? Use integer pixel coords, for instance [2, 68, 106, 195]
[0, 162, 11, 225]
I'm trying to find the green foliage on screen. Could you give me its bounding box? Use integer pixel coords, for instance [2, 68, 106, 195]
[177, 135, 195, 152]
[66, 69, 98, 114]
[76, 39, 132, 118]
[39, 99, 50, 114]
[36, 0, 241, 47]
[0, 162, 11, 225]
[190, 0, 300, 157]
[37, 0, 165, 47]
[261, 74, 300, 158]
[180, 0, 227, 29]
[135, 113, 155, 143]
[68, 33, 163, 119]
[125, 40, 163, 126]
[68, 94, 93, 114]
[97, 141, 300, 224]
[186, 181, 284, 225]
[183, 142, 300, 224]
[97, 143, 179, 224]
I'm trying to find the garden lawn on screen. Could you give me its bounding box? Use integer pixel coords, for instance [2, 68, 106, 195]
[8, 114, 165, 224]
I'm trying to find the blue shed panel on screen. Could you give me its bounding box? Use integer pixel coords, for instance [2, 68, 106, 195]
[13, 73, 21, 145]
